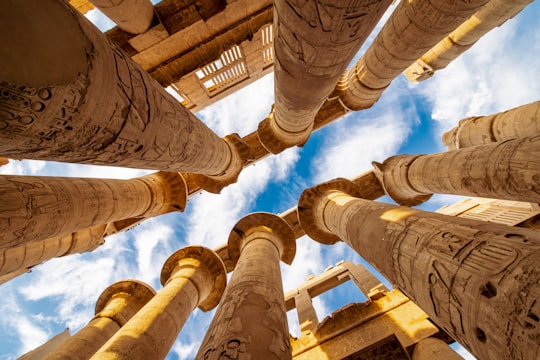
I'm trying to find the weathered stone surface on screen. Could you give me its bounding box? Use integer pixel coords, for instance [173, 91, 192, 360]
[88, 0, 154, 34]
[412, 337, 463, 360]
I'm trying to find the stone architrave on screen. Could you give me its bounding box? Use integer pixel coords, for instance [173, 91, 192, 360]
[372, 136, 540, 206]
[406, 0, 533, 81]
[259, 0, 392, 153]
[298, 179, 540, 360]
[0, 171, 187, 249]
[442, 101, 540, 150]
[0, 224, 106, 280]
[0, 1, 240, 177]
[43, 280, 156, 360]
[197, 212, 296, 360]
[332, 0, 489, 110]
[91, 246, 226, 359]
[412, 337, 463, 360]
[88, 0, 154, 34]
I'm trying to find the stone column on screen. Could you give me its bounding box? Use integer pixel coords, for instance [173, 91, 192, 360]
[412, 337, 463, 360]
[0, 171, 187, 249]
[88, 0, 154, 34]
[0, 0, 240, 177]
[0, 224, 106, 281]
[332, 0, 489, 110]
[91, 246, 226, 359]
[298, 178, 540, 360]
[406, 0, 533, 81]
[295, 289, 319, 335]
[258, 0, 392, 153]
[442, 101, 540, 150]
[372, 135, 540, 206]
[43, 280, 156, 360]
[197, 212, 296, 360]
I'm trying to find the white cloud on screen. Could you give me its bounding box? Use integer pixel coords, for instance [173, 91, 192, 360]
[13, 317, 50, 355]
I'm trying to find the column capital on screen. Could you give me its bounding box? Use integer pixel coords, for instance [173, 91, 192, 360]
[228, 212, 296, 265]
[372, 155, 433, 206]
[298, 178, 362, 245]
[191, 134, 253, 194]
[257, 111, 311, 154]
[95, 279, 156, 326]
[138, 171, 188, 216]
[160, 246, 226, 311]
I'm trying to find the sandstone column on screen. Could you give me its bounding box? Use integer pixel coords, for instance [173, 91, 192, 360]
[197, 212, 296, 359]
[0, 224, 106, 282]
[442, 101, 540, 150]
[0, 171, 187, 249]
[88, 0, 154, 34]
[372, 135, 540, 206]
[0, 0, 240, 177]
[333, 0, 489, 110]
[91, 246, 226, 359]
[258, 0, 392, 153]
[406, 0, 533, 81]
[295, 289, 319, 335]
[298, 178, 540, 360]
[412, 337, 463, 360]
[43, 280, 156, 360]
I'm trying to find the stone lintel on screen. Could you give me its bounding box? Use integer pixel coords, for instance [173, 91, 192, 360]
[191, 134, 254, 194]
[228, 212, 296, 265]
[160, 245, 226, 311]
[372, 155, 433, 206]
[297, 178, 363, 245]
[95, 280, 156, 326]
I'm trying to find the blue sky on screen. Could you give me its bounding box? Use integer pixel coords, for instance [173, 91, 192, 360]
[1, 2, 540, 359]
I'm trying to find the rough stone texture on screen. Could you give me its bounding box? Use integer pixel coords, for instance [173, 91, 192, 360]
[333, 0, 490, 110]
[406, 0, 533, 81]
[259, 0, 392, 153]
[89, 0, 154, 34]
[298, 185, 540, 360]
[197, 213, 295, 360]
[0, 172, 186, 249]
[0, 0, 237, 176]
[412, 337, 463, 360]
[43, 280, 155, 360]
[373, 136, 540, 205]
[91, 246, 226, 359]
[442, 100, 540, 150]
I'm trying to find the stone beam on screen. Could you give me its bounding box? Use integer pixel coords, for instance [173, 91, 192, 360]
[0, 0, 241, 178]
[43, 280, 155, 360]
[412, 337, 463, 360]
[372, 136, 540, 206]
[88, 0, 154, 34]
[297, 179, 540, 360]
[333, 0, 490, 110]
[406, 0, 533, 81]
[442, 100, 540, 150]
[197, 212, 296, 359]
[91, 246, 226, 359]
[259, 0, 392, 153]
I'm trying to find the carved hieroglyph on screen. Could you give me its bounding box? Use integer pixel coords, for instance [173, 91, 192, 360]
[0, 1, 237, 176]
[0, 172, 186, 249]
[298, 183, 540, 360]
[260, 0, 392, 153]
[406, 0, 533, 81]
[373, 135, 540, 206]
[197, 213, 296, 360]
[43, 280, 156, 360]
[91, 246, 226, 359]
[442, 101, 540, 150]
[333, 0, 490, 110]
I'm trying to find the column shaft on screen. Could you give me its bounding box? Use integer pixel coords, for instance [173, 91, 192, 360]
[307, 190, 540, 359]
[406, 0, 533, 81]
[88, 0, 154, 34]
[0, 172, 186, 248]
[412, 337, 463, 360]
[295, 289, 319, 334]
[91, 246, 226, 360]
[198, 237, 291, 359]
[334, 0, 489, 110]
[0, 0, 235, 176]
[262, 0, 392, 152]
[442, 101, 540, 150]
[375, 135, 540, 205]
